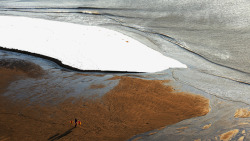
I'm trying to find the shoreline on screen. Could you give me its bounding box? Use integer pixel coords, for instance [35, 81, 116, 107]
[1, 2, 250, 140]
[0, 47, 143, 74]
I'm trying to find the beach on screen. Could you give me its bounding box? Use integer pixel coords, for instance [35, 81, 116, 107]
[0, 57, 209, 141]
[0, 1, 250, 140]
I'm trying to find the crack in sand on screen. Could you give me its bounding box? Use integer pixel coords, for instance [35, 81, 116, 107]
[198, 70, 249, 85]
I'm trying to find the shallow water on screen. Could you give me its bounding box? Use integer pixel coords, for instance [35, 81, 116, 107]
[0, 50, 121, 104]
[0, 0, 249, 83]
[0, 1, 250, 141]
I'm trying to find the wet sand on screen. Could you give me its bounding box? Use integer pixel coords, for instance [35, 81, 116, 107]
[234, 108, 250, 118]
[0, 60, 209, 141]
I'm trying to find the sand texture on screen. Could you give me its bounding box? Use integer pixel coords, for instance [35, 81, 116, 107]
[234, 108, 250, 118]
[0, 60, 209, 141]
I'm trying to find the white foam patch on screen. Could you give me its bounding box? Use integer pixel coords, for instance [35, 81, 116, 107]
[0, 16, 186, 72]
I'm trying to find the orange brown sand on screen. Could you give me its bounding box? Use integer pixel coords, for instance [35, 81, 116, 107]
[234, 108, 250, 118]
[176, 126, 189, 133]
[148, 132, 157, 135]
[132, 137, 142, 141]
[203, 123, 212, 130]
[238, 136, 245, 141]
[0, 58, 44, 78]
[240, 122, 250, 125]
[0, 69, 27, 94]
[242, 130, 246, 135]
[89, 84, 106, 89]
[219, 129, 239, 141]
[238, 130, 246, 141]
[0, 68, 210, 141]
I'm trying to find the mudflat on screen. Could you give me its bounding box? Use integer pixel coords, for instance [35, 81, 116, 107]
[0, 59, 209, 141]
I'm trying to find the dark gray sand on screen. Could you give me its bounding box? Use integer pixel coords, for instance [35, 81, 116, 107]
[1, 1, 250, 140]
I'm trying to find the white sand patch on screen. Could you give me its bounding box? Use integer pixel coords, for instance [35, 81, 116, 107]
[0, 16, 186, 72]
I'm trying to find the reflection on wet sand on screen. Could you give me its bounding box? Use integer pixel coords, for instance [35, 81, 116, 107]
[0, 58, 209, 141]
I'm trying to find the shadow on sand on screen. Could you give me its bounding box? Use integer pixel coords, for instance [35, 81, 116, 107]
[48, 127, 75, 141]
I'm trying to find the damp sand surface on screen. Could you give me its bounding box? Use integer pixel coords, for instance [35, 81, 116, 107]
[0, 64, 209, 141]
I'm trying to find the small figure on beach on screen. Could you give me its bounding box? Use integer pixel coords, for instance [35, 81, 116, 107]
[70, 118, 81, 127]
[75, 118, 78, 127]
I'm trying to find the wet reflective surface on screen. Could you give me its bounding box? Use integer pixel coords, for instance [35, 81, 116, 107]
[0, 47, 249, 141]
[0, 50, 120, 103]
[0, 0, 250, 140]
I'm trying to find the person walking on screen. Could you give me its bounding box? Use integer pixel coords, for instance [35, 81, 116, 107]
[75, 118, 78, 127]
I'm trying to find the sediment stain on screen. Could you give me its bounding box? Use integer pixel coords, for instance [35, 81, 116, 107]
[238, 136, 245, 141]
[0, 58, 45, 77]
[0, 59, 44, 94]
[219, 129, 239, 141]
[234, 108, 250, 118]
[89, 84, 106, 89]
[203, 123, 212, 130]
